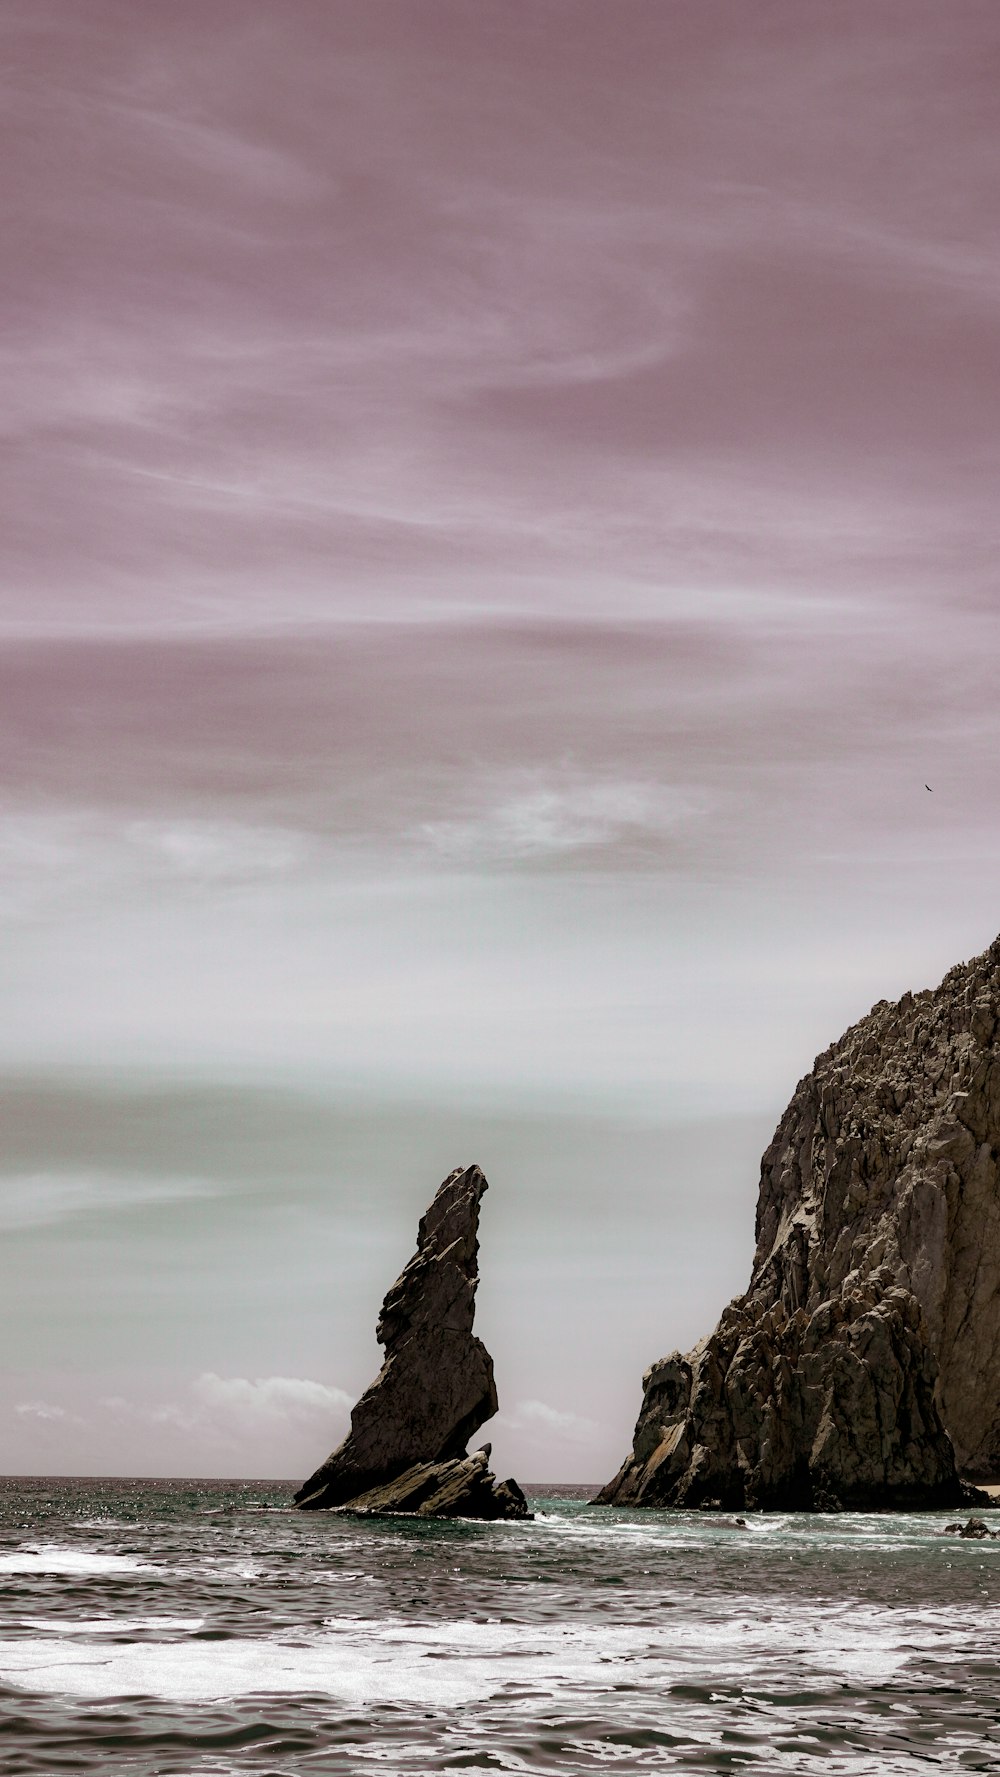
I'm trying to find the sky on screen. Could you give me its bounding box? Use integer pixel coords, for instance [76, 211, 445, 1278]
[2, 0, 1000, 1482]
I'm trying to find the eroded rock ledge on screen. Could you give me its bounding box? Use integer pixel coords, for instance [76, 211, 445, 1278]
[296, 1164, 529, 1520]
[598, 937, 1000, 1511]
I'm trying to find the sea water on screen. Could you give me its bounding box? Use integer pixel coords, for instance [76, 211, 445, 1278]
[0, 1477, 997, 1774]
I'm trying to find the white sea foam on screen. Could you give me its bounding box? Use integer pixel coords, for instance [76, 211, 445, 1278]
[0, 1600, 990, 1705]
[0, 1546, 159, 1576]
[0, 1623, 626, 1705]
[537, 1507, 1000, 1563]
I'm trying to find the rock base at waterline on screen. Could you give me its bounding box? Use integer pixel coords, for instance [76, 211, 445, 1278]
[330, 1449, 531, 1520]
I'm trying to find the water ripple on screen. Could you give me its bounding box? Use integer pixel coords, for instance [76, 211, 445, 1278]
[0, 1478, 997, 1773]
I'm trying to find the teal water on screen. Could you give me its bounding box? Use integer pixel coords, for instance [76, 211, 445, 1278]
[0, 1477, 997, 1773]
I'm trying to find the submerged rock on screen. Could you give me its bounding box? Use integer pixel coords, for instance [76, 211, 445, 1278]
[943, 1517, 997, 1539]
[598, 937, 1000, 1512]
[295, 1164, 528, 1519]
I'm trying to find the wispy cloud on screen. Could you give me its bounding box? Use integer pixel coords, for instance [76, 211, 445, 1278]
[416, 776, 701, 864]
[0, 812, 312, 921]
[188, 1373, 352, 1431]
[106, 101, 323, 202]
[499, 1399, 600, 1446]
[102, 1375, 352, 1447]
[0, 1172, 219, 1231]
[8, 1375, 353, 1475]
[127, 819, 309, 883]
[2, 5, 998, 630]
[15, 1400, 82, 1425]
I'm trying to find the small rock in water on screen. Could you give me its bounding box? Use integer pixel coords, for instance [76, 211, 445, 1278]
[942, 1517, 997, 1539]
[336, 1450, 530, 1520]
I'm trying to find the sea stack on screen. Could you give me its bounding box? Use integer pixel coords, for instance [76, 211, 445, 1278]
[295, 1164, 529, 1519]
[598, 938, 1000, 1511]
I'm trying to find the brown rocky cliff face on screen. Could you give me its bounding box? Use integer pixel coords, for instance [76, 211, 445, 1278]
[598, 938, 1000, 1510]
[295, 1165, 527, 1516]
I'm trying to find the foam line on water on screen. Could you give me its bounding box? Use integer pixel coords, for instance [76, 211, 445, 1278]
[0, 1546, 159, 1576]
[0, 1599, 992, 1704]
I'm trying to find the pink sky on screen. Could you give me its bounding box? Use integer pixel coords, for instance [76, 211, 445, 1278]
[4, 0, 999, 631]
[2, 3, 999, 1479]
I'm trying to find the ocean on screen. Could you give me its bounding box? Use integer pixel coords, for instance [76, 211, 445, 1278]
[0, 1477, 997, 1774]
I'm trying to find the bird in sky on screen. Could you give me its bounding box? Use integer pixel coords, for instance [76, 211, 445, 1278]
[925, 784, 932, 791]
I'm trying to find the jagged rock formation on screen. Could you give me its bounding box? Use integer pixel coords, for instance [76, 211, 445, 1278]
[295, 1164, 529, 1519]
[323, 1448, 529, 1519]
[598, 937, 1000, 1511]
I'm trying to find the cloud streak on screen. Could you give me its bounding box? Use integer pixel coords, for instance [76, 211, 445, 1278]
[500, 1399, 600, 1447]
[7, 1375, 352, 1478]
[0, 1172, 220, 1232]
[103, 1374, 352, 1443]
[15, 1400, 82, 1425]
[2, 3, 998, 629]
[415, 776, 701, 864]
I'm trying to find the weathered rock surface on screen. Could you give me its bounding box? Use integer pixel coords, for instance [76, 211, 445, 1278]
[296, 1164, 528, 1519]
[328, 1449, 530, 1520]
[598, 938, 1000, 1511]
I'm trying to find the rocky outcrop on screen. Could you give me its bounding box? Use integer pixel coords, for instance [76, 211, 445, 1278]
[323, 1448, 530, 1519]
[295, 1164, 528, 1519]
[598, 937, 1000, 1511]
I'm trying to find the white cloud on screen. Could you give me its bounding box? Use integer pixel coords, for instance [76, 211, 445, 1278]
[416, 776, 698, 863]
[190, 1373, 352, 1430]
[0, 811, 310, 912]
[15, 1401, 82, 1425]
[111, 101, 323, 201]
[0, 1172, 219, 1232]
[500, 1399, 599, 1445]
[8, 1376, 352, 1478]
[101, 1375, 352, 1447]
[127, 819, 309, 883]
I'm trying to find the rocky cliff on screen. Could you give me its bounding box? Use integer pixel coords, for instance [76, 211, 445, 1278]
[598, 938, 1000, 1510]
[296, 1164, 529, 1518]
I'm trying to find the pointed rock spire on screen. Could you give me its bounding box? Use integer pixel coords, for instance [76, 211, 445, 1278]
[295, 1164, 528, 1518]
